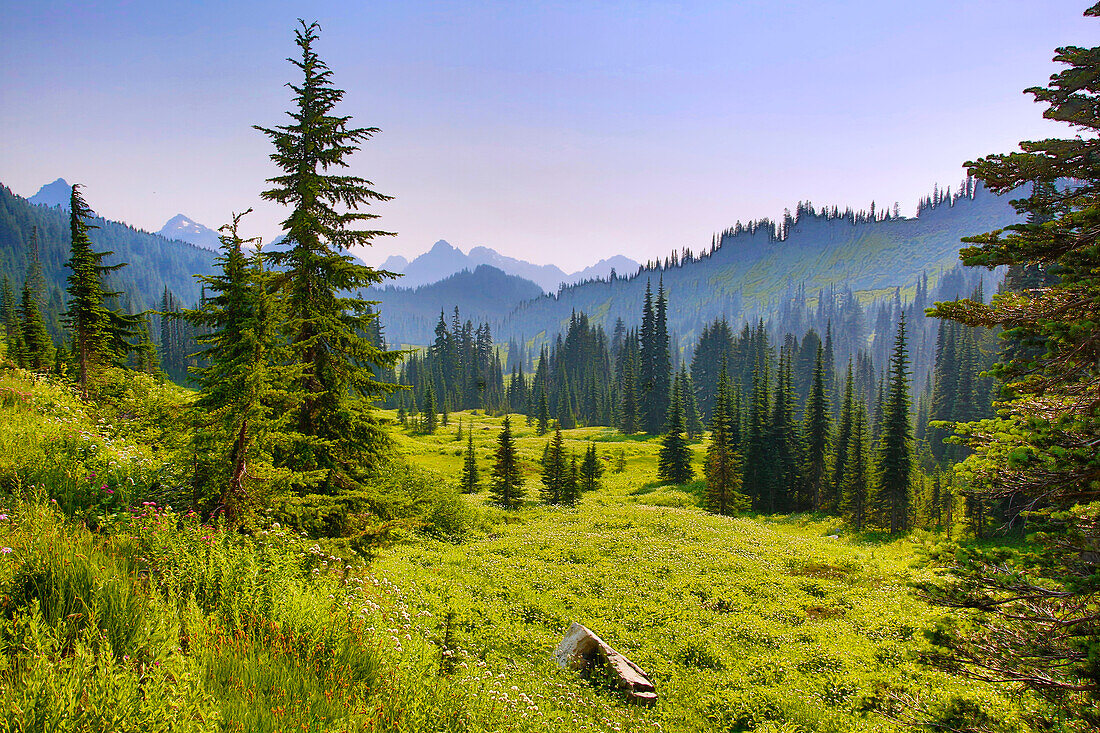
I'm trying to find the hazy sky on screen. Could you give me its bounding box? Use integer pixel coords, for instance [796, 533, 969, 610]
[1, 1, 1092, 271]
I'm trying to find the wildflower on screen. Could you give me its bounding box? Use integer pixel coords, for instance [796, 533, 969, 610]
[0, 548, 11, 554]
[101, 484, 107, 490]
[0, 514, 7, 521]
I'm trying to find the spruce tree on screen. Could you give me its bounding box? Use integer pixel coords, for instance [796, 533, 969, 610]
[580, 441, 603, 492]
[802, 344, 831, 512]
[768, 347, 802, 512]
[562, 452, 580, 507]
[540, 425, 567, 504]
[62, 185, 139, 393]
[489, 416, 524, 509]
[19, 278, 54, 372]
[1, 277, 22, 365]
[256, 20, 400, 490]
[830, 361, 854, 511]
[187, 212, 298, 523]
[840, 403, 870, 531]
[618, 347, 639, 434]
[705, 361, 742, 515]
[658, 377, 693, 484]
[874, 315, 912, 534]
[923, 15, 1100, 710]
[422, 385, 438, 434]
[679, 364, 703, 438]
[460, 426, 479, 494]
[537, 388, 550, 436]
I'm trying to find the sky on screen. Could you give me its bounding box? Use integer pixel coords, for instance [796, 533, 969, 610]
[0, 1, 1094, 271]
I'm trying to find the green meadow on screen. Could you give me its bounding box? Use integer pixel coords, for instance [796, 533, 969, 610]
[0, 370, 1064, 732]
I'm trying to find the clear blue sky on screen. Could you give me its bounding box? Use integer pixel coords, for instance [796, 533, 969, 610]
[1, 1, 1093, 270]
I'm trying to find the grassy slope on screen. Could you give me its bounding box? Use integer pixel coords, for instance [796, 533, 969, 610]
[0, 371, 1062, 732]
[382, 411, 1052, 732]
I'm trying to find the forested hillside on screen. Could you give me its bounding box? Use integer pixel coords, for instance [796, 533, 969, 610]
[495, 181, 1020, 350]
[0, 183, 217, 313]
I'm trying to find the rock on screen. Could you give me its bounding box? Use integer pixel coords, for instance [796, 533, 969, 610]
[555, 622, 656, 706]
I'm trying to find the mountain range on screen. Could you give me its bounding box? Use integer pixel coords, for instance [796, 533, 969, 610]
[381, 240, 639, 292]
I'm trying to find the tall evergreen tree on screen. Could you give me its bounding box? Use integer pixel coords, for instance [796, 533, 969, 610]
[422, 384, 438, 434]
[1, 277, 22, 364]
[679, 364, 704, 438]
[768, 346, 802, 512]
[460, 424, 479, 494]
[802, 344, 831, 511]
[617, 344, 639, 434]
[186, 212, 298, 523]
[840, 403, 870, 531]
[256, 20, 400, 490]
[562, 452, 580, 507]
[874, 315, 912, 533]
[830, 361, 855, 512]
[19, 278, 54, 371]
[579, 441, 603, 492]
[705, 361, 742, 515]
[540, 425, 568, 504]
[62, 185, 139, 394]
[657, 377, 693, 484]
[924, 17, 1100, 712]
[489, 416, 524, 509]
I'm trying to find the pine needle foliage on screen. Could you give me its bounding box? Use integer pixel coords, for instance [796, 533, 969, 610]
[255, 20, 401, 491]
[489, 416, 524, 509]
[923, 8, 1100, 715]
[186, 212, 303, 524]
[658, 378, 693, 484]
[62, 185, 139, 394]
[460, 422, 479, 494]
[705, 361, 743, 515]
[874, 314, 912, 534]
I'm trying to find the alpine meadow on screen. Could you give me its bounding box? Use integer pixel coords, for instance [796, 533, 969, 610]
[2, 4, 1100, 733]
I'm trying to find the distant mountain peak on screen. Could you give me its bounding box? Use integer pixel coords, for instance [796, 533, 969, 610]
[28, 178, 72, 209]
[157, 214, 221, 251]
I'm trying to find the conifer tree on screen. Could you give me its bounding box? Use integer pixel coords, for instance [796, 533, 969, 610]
[1, 276, 22, 365]
[802, 344, 831, 511]
[580, 441, 603, 492]
[62, 185, 139, 393]
[840, 403, 870, 531]
[618, 348, 639, 434]
[874, 315, 912, 533]
[705, 361, 742, 515]
[768, 347, 802, 512]
[187, 212, 298, 523]
[256, 20, 400, 490]
[923, 15, 1100, 711]
[679, 365, 703, 438]
[537, 388, 550, 436]
[831, 361, 854, 510]
[422, 385, 438, 434]
[562, 452, 580, 506]
[19, 278, 54, 371]
[742, 357, 772, 509]
[540, 425, 567, 504]
[489, 416, 524, 509]
[132, 315, 159, 375]
[460, 426, 479, 494]
[658, 378, 693, 483]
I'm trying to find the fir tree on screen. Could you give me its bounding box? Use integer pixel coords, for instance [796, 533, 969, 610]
[679, 364, 703, 438]
[63, 185, 140, 393]
[923, 17, 1100, 711]
[540, 425, 568, 504]
[874, 315, 912, 534]
[19, 278, 54, 371]
[256, 20, 400, 491]
[658, 377, 693, 484]
[802, 344, 831, 512]
[840, 403, 870, 531]
[489, 416, 524, 509]
[618, 347, 639, 434]
[579, 441, 603, 492]
[186, 212, 298, 523]
[460, 425, 479, 494]
[705, 361, 742, 515]
[562, 452, 580, 507]
[537, 387, 550, 436]
[1, 277, 22, 365]
[422, 384, 438, 434]
[768, 346, 802, 512]
[830, 361, 855, 512]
